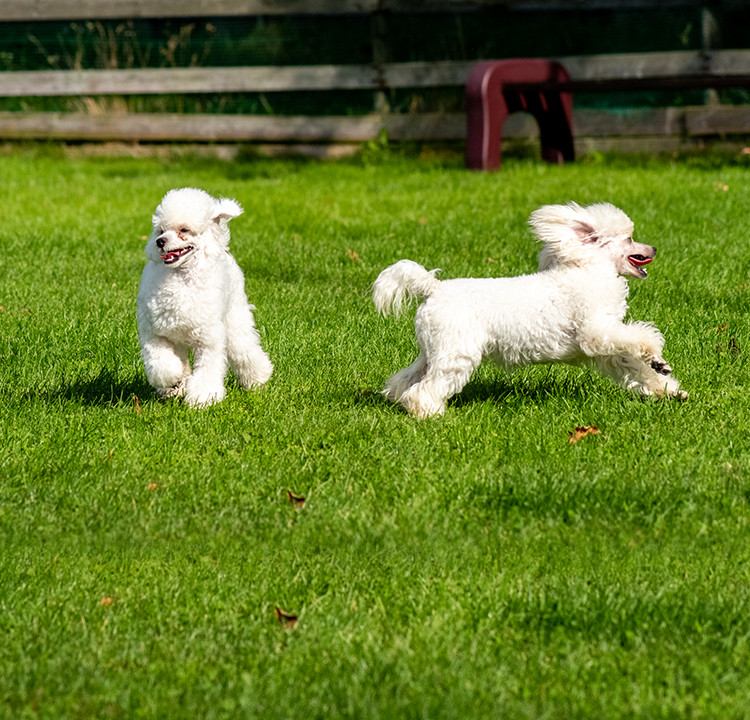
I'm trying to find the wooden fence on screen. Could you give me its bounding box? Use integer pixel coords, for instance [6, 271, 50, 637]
[1, 1, 750, 154]
[0, 0, 724, 20]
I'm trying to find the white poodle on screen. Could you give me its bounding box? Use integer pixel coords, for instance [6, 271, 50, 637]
[373, 202, 684, 418]
[137, 187, 273, 408]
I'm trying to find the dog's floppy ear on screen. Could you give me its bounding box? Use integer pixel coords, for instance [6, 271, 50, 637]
[530, 203, 600, 245]
[572, 221, 598, 243]
[531, 202, 602, 270]
[212, 197, 243, 224]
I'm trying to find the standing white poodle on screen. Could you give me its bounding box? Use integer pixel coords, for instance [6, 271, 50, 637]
[373, 202, 684, 418]
[137, 187, 273, 408]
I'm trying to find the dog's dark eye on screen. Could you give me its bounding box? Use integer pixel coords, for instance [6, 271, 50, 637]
[180, 227, 190, 234]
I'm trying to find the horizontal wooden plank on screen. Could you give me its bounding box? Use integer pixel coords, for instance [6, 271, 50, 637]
[0, 0, 379, 21]
[684, 106, 750, 135]
[3, 51, 750, 98]
[0, 111, 464, 142]
[0, 105, 749, 143]
[381, 61, 476, 88]
[0, 64, 470, 96]
[541, 75, 750, 93]
[559, 50, 750, 82]
[1, 0, 690, 21]
[0, 66, 379, 96]
[516, 0, 709, 7]
[0, 62, 477, 97]
[573, 108, 679, 137]
[576, 106, 750, 137]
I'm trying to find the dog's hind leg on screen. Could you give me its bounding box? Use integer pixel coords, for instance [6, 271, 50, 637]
[399, 354, 479, 418]
[383, 354, 427, 403]
[226, 304, 273, 389]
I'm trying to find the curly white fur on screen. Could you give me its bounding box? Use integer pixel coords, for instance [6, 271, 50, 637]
[137, 187, 273, 408]
[373, 202, 685, 418]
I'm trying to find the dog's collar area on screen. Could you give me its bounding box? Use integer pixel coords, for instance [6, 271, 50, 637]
[161, 246, 195, 264]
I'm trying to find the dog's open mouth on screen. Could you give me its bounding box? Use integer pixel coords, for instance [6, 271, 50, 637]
[628, 254, 653, 275]
[161, 246, 194, 264]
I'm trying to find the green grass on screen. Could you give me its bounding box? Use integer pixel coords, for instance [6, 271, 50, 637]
[2, 145, 750, 719]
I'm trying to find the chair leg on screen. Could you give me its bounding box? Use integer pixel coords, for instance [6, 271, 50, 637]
[536, 91, 575, 164]
[465, 59, 574, 171]
[465, 61, 509, 171]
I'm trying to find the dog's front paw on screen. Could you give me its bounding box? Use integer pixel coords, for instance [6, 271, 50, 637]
[649, 356, 672, 375]
[650, 373, 687, 401]
[185, 391, 225, 408]
[627, 380, 653, 396]
[157, 380, 185, 399]
[184, 379, 226, 408]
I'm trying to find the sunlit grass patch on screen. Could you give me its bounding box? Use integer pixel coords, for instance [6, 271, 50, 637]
[1, 147, 750, 718]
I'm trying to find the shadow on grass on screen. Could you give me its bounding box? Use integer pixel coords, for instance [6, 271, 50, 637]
[53, 369, 152, 408]
[353, 371, 594, 414]
[452, 374, 590, 409]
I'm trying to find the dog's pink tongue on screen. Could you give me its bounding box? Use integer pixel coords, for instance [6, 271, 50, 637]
[628, 255, 653, 267]
[161, 252, 178, 262]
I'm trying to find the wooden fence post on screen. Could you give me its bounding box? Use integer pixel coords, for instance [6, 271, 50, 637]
[371, 10, 390, 114]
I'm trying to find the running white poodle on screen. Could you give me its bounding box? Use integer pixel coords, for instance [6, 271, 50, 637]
[373, 202, 684, 418]
[137, 187, 273, 408]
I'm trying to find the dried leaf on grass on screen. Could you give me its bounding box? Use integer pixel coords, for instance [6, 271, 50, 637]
[286, 490, 306, 509]
[346, 249, 360, 262]
[100, 597, 113, 607]
[568, 426, 601, 444]
[274, 607, 298, 629]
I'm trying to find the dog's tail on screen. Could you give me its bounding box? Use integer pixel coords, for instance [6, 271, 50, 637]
[372, 259, 441, 316]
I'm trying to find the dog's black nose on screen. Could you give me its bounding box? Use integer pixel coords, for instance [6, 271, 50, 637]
[156, 236, 166, 249]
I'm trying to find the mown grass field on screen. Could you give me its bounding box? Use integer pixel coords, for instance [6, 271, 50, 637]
[1, 145, 749, 719]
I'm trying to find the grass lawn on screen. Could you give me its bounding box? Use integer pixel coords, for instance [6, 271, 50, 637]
[1, 144, 750, 719]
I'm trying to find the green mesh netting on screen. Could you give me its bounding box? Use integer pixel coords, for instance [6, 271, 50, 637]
[0, 7, 747, 115]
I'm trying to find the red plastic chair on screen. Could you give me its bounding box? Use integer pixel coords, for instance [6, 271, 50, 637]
[465, 59, 575, 171]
